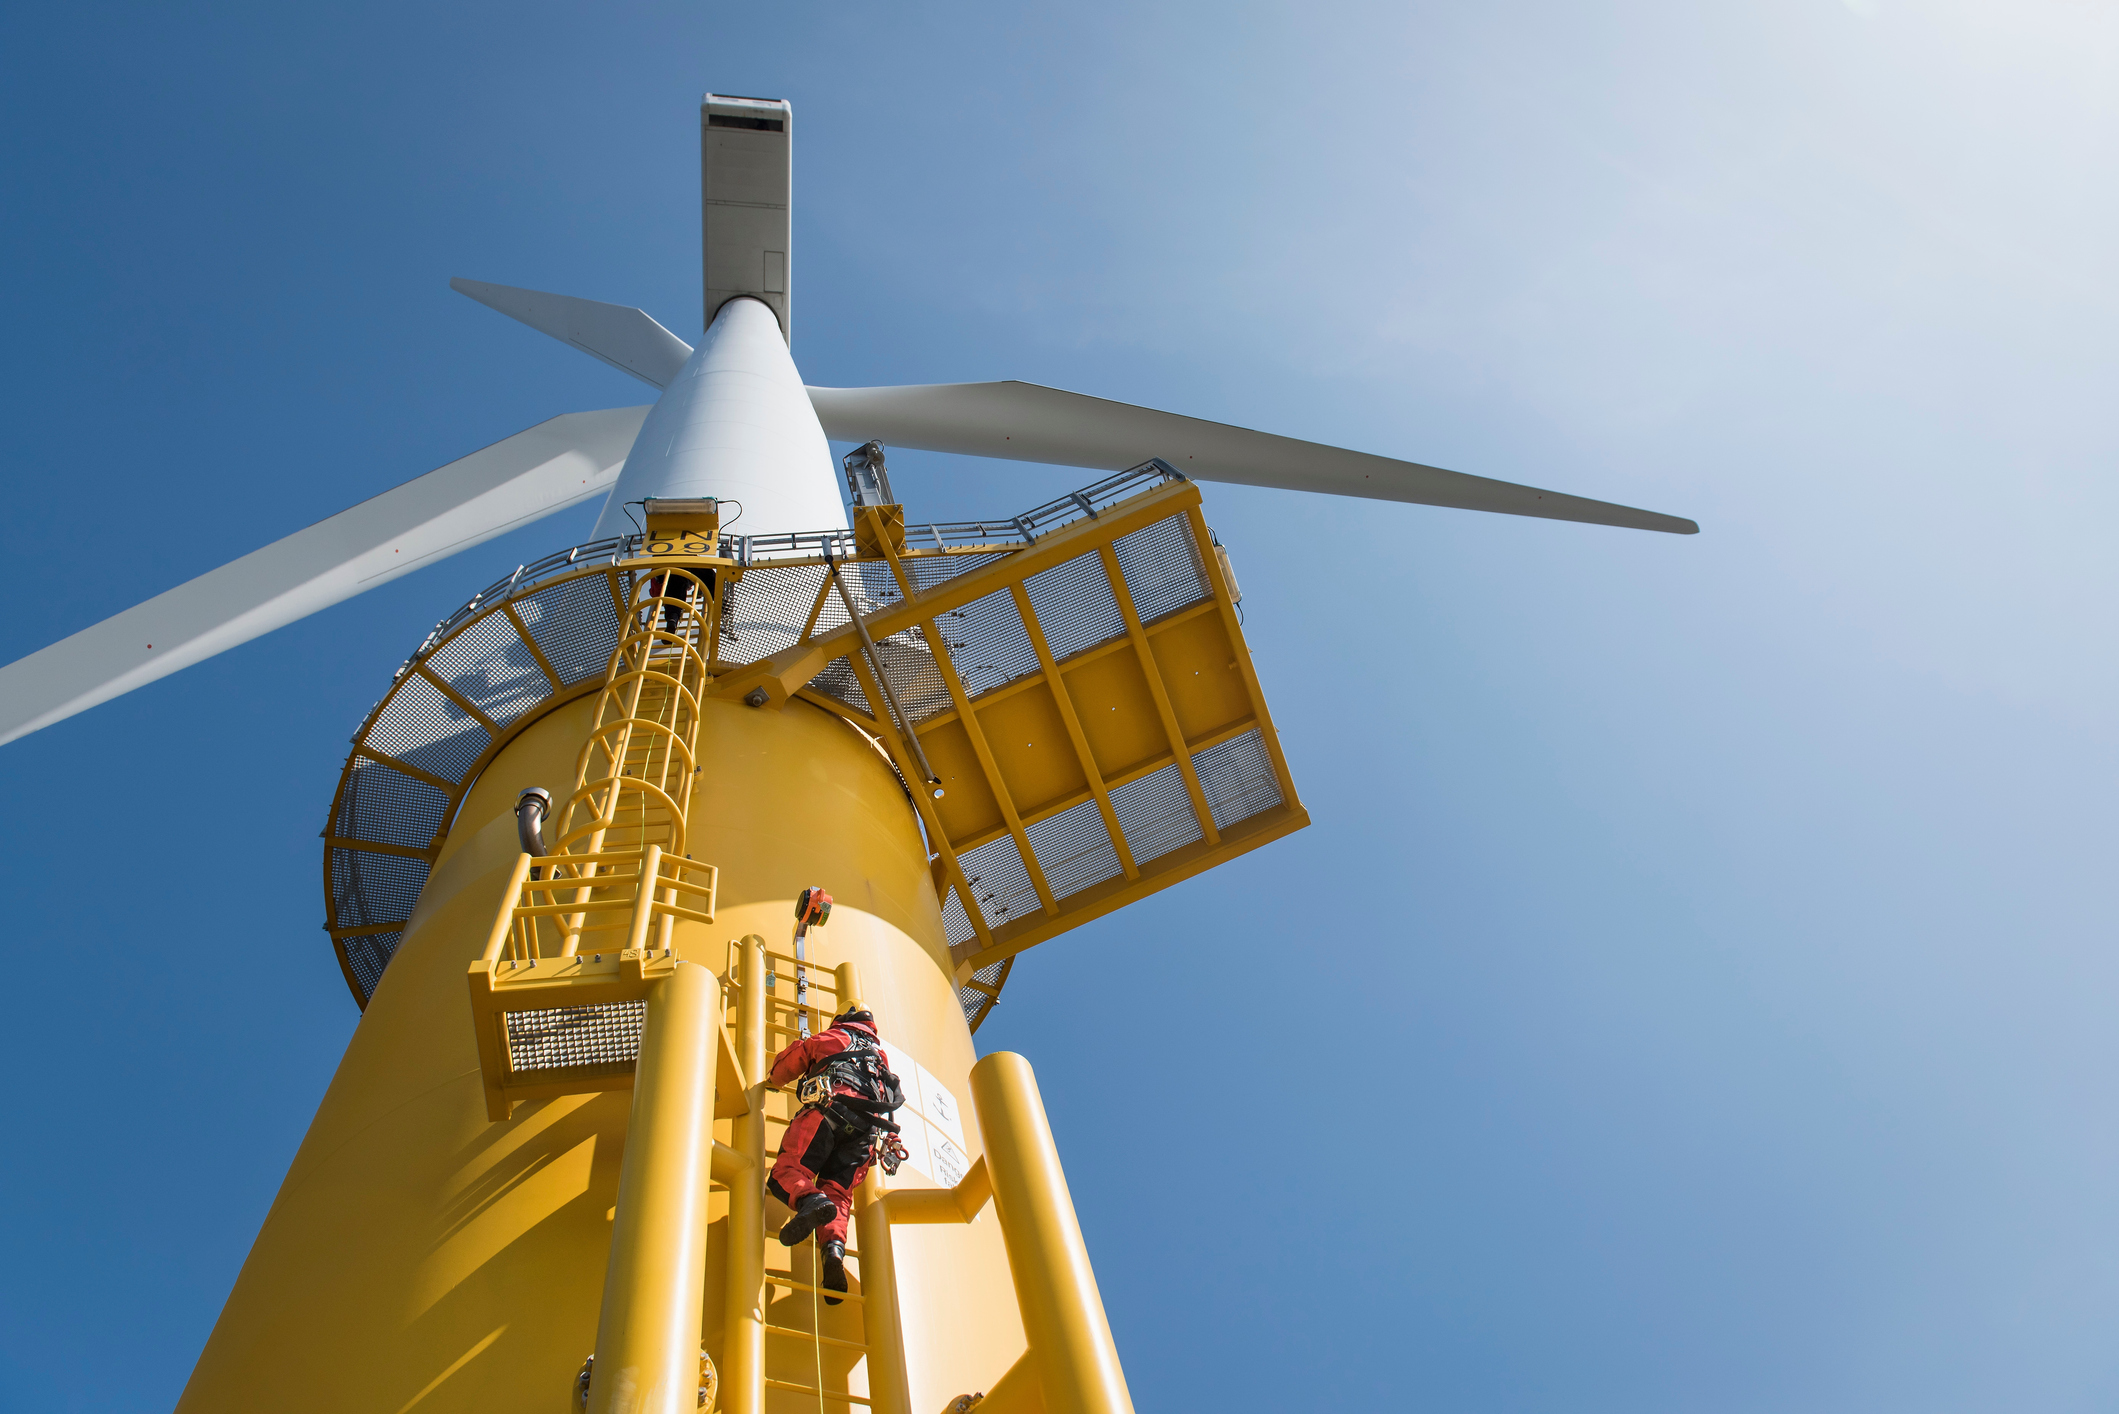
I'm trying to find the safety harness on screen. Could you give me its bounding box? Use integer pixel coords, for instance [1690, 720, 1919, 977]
[794, 1026, 911, 1173]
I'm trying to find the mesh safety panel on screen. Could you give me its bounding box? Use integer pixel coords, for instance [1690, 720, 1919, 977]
[899, 552, 1020, 716]
[365, 674, 492, 780]
[333, 759, 451, 850]
[341, 930, 403, 998]
[1196, 729, 1283, 829]
[507, 1000, 648, 1072]
[1110, 763, 1204, 864]
[519, 573, 620, 684]
[869, 633, 950, 724]
[939, 586, 1041, 702]
[808, 657, 875, 717]
[957, 833, 1040, 933]
[716, 562, 827, 666]
[790, 552, 1019, 724]
[941, 886, 979, 950]
[427, 612, 551, 727]
[329, 848, 429, 930]
[1112, 516, 1210, 622]
[956, 956, 1014, 1028]
[1022, 553, 1125, 662]
[1024, 796, 1126, 900]
[801, 559, 895, 639]
[909, 551, 1015, 589]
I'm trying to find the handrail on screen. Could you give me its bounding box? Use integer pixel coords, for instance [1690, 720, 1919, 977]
[392, 459, 1185, 683]
[489, 850, 719, 963]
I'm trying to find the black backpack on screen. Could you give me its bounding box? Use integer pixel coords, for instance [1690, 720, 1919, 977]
[802, 1030, 906, 1130]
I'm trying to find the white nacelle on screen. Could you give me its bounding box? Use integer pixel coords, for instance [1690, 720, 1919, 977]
[592, 296, 846, 541]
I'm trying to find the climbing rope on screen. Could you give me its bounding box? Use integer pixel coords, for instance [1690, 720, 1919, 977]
[810, 1232, 825, 1414]
[781, 898, 836, 1414]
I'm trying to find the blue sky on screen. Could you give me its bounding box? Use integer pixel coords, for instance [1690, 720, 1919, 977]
[3, 2, 2116, 1410]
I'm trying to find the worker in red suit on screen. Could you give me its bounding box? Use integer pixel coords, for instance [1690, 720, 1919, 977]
[766, 1006, 906, 1302]
[641, 565, 710, 637]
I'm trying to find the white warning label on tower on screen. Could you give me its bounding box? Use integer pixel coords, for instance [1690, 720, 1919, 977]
[928, 1132, 970, 1189]
[914, 1062, 966, 1150]
[875, 1036, 968, 1184]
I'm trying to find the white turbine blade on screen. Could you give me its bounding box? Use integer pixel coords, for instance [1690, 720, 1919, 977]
[452, 278, 694, 389]
[808, 380, 1697, 535]
[0, 406, 648, 748]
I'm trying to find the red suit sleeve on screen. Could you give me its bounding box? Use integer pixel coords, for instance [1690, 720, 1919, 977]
[767, 1028, 849, 1088]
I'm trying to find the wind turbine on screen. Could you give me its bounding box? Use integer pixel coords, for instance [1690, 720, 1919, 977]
[0, 94, 1694, 1414]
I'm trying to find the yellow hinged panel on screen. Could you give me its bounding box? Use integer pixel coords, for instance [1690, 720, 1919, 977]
[704, 467, 1307, 1028]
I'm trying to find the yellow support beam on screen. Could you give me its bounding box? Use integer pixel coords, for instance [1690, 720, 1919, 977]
[970, 1052, 1136, 1414]
[586, 958, 725, 1414]
[353, 746, 457, 793]
[1008, 583, 1137, 881]
[721, 935, 769, 1414]
[882, 1155, 992, 1226]
[416, 662, 502, 738]
[918, 626, 1059, 916]
[834, 958, 913, 1414]
[503, 600, 567, 692]
[1185, 505, 1300, 810]
[972, 1352, 1045, 1414]
[860, 511, 1062, 919]
[852, 1174, 910, 1414]
[1097, 544, 1216, 848]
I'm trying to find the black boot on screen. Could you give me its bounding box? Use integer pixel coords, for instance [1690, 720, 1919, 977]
[821, 1239, 847, 1306]
[779, 1192, 836, 1247]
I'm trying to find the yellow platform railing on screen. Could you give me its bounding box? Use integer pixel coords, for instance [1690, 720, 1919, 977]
[487, 844, 720, 962]
[466, 843, 725, 1122]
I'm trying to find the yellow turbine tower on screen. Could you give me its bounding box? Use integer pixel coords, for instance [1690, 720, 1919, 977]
[0, 93, 1695, 1414]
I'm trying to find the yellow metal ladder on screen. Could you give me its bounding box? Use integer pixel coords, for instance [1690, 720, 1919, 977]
[466, 563, 724, 1123]
[730, 947, 887, 1414]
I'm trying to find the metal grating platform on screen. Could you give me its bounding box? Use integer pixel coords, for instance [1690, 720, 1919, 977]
[323, 461, 1305, 1029]
[506, 999, 647, 1072]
